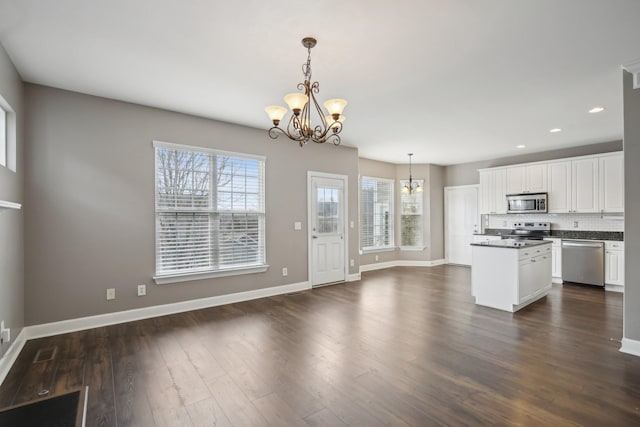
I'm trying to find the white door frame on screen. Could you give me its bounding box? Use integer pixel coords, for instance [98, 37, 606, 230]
[444, 184, 479, 265]
[307, 171, 349, 286]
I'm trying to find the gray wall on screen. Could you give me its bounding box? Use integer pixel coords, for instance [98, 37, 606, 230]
[623, 70, 640, 342]
[0, 43, 24, 357]
[429, 165, 445, 260]
[24, 84, 360, 325]
[444, 140, 623, 187]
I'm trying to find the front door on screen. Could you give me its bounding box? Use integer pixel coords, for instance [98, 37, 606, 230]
[309, 173, 346, 286]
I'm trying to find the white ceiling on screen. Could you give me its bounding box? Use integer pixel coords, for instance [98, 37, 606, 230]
[0, 0, 639, 165]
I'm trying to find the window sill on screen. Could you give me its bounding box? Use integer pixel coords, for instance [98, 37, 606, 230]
[154, 264, 269, 285]
[400, 246, 426, 251]
[361, 247, 395, 254]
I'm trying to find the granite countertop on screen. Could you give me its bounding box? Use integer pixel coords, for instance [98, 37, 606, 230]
[470, 239, 552, 249]
[476, 228, 624, 241]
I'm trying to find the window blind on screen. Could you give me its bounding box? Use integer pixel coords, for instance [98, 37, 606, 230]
[155, 142, 265, 277]
[361, 176, 394, 250]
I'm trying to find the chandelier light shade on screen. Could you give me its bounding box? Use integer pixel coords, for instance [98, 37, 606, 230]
[265, 37, 347, 147]
[402, 153, 423, 195]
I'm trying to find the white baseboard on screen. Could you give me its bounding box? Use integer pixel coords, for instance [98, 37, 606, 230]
[360, 259, 447, 273]
[0, 328, 27, 386]
[620, 338, 640, 357]
[25, 281, 310, 340]
[605, 284, 624, 293]
[552, 277, 563, 284]
[346, 273, 361, 282]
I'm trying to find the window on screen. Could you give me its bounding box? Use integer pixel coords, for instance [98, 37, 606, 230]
[361, 176, 394, 251]
[0, 94, 15, 171]
[400, 180, 424, 249]
[154, 141, 266, 283]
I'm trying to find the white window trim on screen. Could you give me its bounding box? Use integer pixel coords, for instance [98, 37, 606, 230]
[400, 246, 426, 251]
[154, 265, 269, 285]
[153, 140, 267, 283]
[0, 94, 16, 172]
[360, 176, 395, 252]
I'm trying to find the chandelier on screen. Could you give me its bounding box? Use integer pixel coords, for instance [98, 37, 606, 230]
[402, 153, 423, 194]
[265, 37, 347, 147]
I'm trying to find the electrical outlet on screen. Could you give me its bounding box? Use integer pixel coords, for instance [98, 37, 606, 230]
[375, 255, 379, 261]
[106, 288, 116, 300]
[137, 284, 146, 296]
[1, 328, 10, 343]
[282, 267, 288, 276]
[350, 259, 355, 267]
[573, 221, 579, 228]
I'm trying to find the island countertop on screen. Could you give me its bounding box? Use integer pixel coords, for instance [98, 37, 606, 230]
[470, 239, 552, 249]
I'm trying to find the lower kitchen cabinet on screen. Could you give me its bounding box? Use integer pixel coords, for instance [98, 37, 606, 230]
[544, 238, 562, 283]
[604, 241, 624, 290]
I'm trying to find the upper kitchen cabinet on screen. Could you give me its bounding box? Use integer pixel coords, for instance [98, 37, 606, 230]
[506, 164, 547, 194]
[547, 158, 599, 213]
[571, 157, 599, 213]
[479, 168, 507, 214]
[599, 153, 624, 213]
[547, 161, 572, 213]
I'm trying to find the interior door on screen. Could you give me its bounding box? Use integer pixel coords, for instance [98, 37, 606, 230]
[309, 174, 346, 286]
[445, 185, 479, 266]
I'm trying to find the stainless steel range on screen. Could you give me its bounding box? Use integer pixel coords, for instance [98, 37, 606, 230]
[501, 222, 551, 240]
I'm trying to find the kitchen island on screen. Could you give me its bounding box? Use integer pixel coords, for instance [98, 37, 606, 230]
[471, 239, 552, 312]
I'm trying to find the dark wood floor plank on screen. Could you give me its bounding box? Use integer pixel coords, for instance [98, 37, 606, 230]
[2, 265, 640, 426]
[185, 397, 233, 427]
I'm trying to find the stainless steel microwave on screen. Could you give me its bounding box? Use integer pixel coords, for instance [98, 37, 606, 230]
[506, 193, 547, 214]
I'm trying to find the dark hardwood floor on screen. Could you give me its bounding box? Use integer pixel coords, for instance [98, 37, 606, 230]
[1, 265, 639, 426]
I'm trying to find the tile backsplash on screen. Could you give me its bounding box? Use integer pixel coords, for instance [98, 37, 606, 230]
[488, 213, 624, 231]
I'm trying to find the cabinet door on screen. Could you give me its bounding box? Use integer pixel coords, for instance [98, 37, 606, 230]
[518, 258, 535, 303]
[526, 164, 547, 193]
[599, 154, 624, 213]
[479, 170, 493, 214]
[572, 158, 599, 213]
[493, 168, 507, 214]
[547, 161, 572, 213]
[506, 166, 526, 194]
[551, 246, 562, 279]
[605, 249, 624, 286]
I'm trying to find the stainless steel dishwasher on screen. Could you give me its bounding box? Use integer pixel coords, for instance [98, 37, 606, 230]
[561, 240, 604, 287]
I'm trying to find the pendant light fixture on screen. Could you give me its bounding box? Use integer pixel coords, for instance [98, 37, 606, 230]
[402, 153, 422, 194]
[265, 37, 347, 147]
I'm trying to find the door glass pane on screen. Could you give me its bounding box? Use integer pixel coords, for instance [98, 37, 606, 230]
[316, 186, 341, 234]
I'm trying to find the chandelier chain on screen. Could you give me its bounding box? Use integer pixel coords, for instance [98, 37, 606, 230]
[302, 46, 313, 81]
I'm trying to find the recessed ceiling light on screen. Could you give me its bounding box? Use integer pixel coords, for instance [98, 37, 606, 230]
[549, 128, 562, 133]
[516, 145, 526, 149]
[589, 106, 605, 113]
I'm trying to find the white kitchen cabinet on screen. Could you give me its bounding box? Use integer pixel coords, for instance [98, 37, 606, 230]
[479, 169, 507, 214]
[547, 158, 599, 213]
[472, 241, 552, 312]
[604, 241, 624, 289]
[544, 238, 562, 282]
[547, 161, 572, 213]
[572, 157, 599, 213]
[506, 164, 547, 194]
[599, 153, 624, 213]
